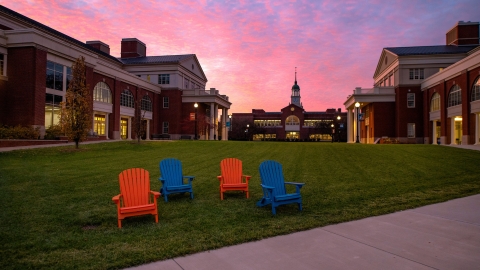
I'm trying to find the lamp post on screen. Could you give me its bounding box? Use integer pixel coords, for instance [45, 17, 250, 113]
[336, 115, 341, 142]
[355, 102, 360, 143]
[331, 123, 334, 143]
[194, 103, 198, 140]
[245, 124, 249, 140]
[228, 115, 232, 131]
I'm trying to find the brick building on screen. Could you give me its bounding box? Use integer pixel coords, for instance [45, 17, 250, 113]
[0, 5, 231, 141]
[344, 21, 480, 144]
[231, 72, 347, 141]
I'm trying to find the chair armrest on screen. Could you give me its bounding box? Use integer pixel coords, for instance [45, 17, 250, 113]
[285, 182, 305, 193]
[183, 176, 195, 184]
[112, 194, 121, 204]
[150, 191, 161, 198]
[159, 177, 166, 184]
[243, 175, 251, 182]
[260, 184, 275, 191]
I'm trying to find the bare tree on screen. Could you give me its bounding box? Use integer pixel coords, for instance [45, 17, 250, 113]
[60, 56, 91, 149]
[132, 97, 147, 143]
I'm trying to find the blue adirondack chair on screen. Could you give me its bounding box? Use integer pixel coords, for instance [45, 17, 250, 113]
[159, 158, 194, 202]
[257, 160, 305, 215]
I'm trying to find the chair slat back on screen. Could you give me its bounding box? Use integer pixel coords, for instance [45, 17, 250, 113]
[160, 158, 183, 186]
[259, 160, 286, 197]
[119, 168, 150, 207]
[220, 158, 242, 184]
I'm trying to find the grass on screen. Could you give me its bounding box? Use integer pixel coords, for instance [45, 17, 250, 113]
[1, 141, 480, 269]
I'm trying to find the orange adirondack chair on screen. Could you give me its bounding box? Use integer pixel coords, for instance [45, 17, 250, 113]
[217, 158, 251, 200]
[112, 168, 161, 228]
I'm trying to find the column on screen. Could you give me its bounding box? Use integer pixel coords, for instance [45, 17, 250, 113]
[214, 104, 219, 140]
[209, 103, 215, 140]
[128, 117, 132, 140]
[432, 120, 437, 145]
[223, 108, 229, 140]
[106, 113, 109, 139]
[347, 108, 353, 143]
[476, 113, 479, 145]
[146, 119, 150, 140]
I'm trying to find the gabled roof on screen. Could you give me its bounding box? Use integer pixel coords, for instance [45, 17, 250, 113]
[384, 45, 478, 56]
[119, 54, 195, 65]
[0, 5, 122, 64]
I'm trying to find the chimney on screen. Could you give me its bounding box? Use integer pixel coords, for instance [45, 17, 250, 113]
[446, 21, 480, 46]
[86, 40, 110, 54]
[121, 38, 146, 58]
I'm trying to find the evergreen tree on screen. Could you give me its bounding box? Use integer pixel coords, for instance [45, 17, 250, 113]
[60, 56, 91, 149]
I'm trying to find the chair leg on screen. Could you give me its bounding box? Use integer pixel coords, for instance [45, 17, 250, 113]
[164, 193, 168, 202]
[155, 214, 158, 223]
[272, 206, 277, 215]
[118, 219, 122, 228]
[190, 191, 194, 199]
[298, 203, 303, 211]
[246, 190, 249, 199]
[220, 191, 224, 200]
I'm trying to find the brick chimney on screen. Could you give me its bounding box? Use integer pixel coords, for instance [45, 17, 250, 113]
[86, 40, 110, 54]
[446, 21, 480, 46]
[121, 38, 146, 58]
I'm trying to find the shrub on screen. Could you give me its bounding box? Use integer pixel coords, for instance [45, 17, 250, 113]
[44, 124, 63, 140]
[0, 125, 40, 139]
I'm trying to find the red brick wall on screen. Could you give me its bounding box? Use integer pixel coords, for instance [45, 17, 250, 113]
[2, 47, 46, 126]
[158, 89, 183, 135]
[395, 86, 423, 138]
[372, 102, 395, 138]
[120, 40, 146, 58]
[457, 24, 480, 45]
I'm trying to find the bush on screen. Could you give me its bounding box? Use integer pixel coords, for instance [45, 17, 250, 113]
[0, 125, 40, 139]
[44, 125, 63, 140]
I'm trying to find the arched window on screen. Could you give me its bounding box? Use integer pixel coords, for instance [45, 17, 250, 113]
[285, 115, 300, 125]
[120, 89, 134, 108]
[141, 95, 152, 112]
[430, 93, 440, 112]
[447, 85, 462, 107]
[93, 82, 112, 103]
[471, 76, 480, 102]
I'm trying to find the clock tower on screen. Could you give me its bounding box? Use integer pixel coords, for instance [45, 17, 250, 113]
[291, 67, 302, 107]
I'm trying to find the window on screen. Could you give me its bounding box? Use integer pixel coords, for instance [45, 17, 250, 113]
[285, 115, 300, 125]
[45, 94, 63, 128]
[448, 85, 462, 107]
[407, 123, 415, 138]
[409, 68, 424, 80]
[163, 97, 169, 108]
[94, 114, 106, 135]
[46, 61, 64, 90]
[158, 74, 170, 84]
[93, 82, 112, 103]
[389, 74, 393, 86]
[185, 79, 189, 89]
[471, 76, 480, 102]
[0, 54, 4, 76]
[191, 81, 195, 89]
[66, 67, 72, 89]
[430, 93, 440, 112]
[163, 122, 169, 134]
[120, 89, 134, 108]
[407, 93, 415, 108]
[141, 95, 152, 112]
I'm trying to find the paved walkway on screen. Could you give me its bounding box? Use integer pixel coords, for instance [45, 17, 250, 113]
[128, 194, 480, 270]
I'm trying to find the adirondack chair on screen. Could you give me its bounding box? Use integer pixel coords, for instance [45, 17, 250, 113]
[112, 168, 160, 228]
[257, 160, 305, 215]
[159, 158, 194, 202]
[217, 158, 251, 200]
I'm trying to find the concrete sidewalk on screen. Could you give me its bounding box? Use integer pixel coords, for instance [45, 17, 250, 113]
[128, 194, 480, 270]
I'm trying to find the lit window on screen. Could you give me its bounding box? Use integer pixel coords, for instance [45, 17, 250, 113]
[141, 95, 152, 112]
[46, 61, 64, 90]
[447, 85, 462, 107]
[45, 94, 63, 128]
[163, 97, 169, 108]
[94, 114, 106, 135]
[158, 74, 170, 84]
[285, 115, 300, 125]
[430, 93, 440, 112]
[93, 82, 112, 103]
[163, 122, 169, 134]
[407, 123, 415, 138]
[471, 76, 480, 102]
[407, 93, 415, 108]
[409, 68, 424, 80]
[120, 89, 134, 108]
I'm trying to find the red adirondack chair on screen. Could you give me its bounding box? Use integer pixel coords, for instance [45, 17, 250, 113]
[112, 168, 160, 228]
[217, 158, 251, 200]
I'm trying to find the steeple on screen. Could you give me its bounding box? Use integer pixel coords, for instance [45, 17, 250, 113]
[291, 67, 302, 107]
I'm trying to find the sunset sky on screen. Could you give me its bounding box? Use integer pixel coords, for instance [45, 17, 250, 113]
[3, 0, 479, 113]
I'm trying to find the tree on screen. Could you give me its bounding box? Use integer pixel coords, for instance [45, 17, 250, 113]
[132, 97, 147, 143]
[60, 56, 91, 149]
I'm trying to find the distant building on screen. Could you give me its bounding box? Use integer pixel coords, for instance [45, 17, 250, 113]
[344, 21, 480, 144]
[231, 72, 347, 141]
[0, 5, 231, 141]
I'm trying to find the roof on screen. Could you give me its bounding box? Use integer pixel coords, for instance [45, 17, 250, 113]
[384, 45, 478, 56]
[119, 54, 195, 65]
[0, 5, 122, 64]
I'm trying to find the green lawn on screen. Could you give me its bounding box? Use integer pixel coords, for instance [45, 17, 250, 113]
[1, 141, 479, 269]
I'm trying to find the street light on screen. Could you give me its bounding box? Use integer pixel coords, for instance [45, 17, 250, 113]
[245, 124, 249, 140]
[228, 115, 232, 131]
[336, 116, 341, 142]
[331, 123, 334, 143]
[355, 102, 360, 143]
[194, 103, 198, 140]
